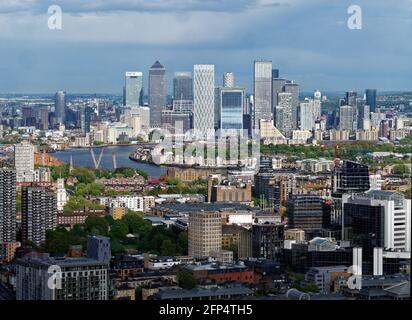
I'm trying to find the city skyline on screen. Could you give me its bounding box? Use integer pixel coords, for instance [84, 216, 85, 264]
[0, 0, 411, 93]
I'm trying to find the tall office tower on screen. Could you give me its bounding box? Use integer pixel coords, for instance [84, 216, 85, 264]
[219, 87, 244, 130]
[271, 78, 287, 124]
[253, 60, 273, 129]
[358, 104, 371, 130]
[332, 160, 370, 194]
[21, 186, 57, 246]
[22, 106, 34, 126]
[0, 169, 16, 242]
[379, 120, 389, 138]
[149, 61, 167, 127]
[339, 105, 354, 130]
[300, 100, 315, 131]
[193, 64, 215, 133]
[124, 72, 144, 107]
[14, 142, 34, 182]
[272, 69, 279, 79]
[365, 89, 377, 113]
[344, 191, 411, 252]
[80, 106, 92, 134]
[275, 92, 293, 137]
[173, 72, 193, 100]
[54, 91, 66, 124]
[223, 72, 235, 88]
[286, 195, 331, 233]
[283, 82, 300, 130]
[56, 178, 67, 212]
[188, 210, 222, 258]
[39, 107, 49, 130]
[313, 90, 322, 120]
[346, 91, 357, 107]
[252, 223, 284, 261]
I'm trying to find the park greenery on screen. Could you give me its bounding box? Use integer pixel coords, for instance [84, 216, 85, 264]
[176, 270, 197, 290]
[45, 211, 188, 256]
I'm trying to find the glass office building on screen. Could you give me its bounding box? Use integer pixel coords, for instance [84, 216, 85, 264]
[124, 72, 143, 107]
[220, 89, 244, 130]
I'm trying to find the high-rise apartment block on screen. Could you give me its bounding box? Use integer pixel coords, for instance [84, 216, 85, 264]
[21, 186, 57, 246]
[275, 92, 293, 137]
[14, 142, 34, 182]
[0, 169, 16, 242]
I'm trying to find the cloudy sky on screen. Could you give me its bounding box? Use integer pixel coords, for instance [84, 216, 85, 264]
[0, 0, 411, 94]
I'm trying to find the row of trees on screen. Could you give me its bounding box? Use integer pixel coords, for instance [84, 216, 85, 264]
[261, 141, 411, 161]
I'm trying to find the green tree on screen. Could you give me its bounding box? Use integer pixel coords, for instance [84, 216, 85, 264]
[160, 239, 178, 256]
[137, 170, 149, 179]
[73, 168, 96, 184]
[110, 220, 129, 239]
[177, 270, 197, 290]
[85, 216, 109, 236]
[392, 164, 410, 174]
[114, 167, 136, 178]
[302, 282, 320, 293]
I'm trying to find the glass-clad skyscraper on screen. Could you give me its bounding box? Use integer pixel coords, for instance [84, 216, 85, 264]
[124, 72, 143, 107]
[365, 89, 377, 113]
[173, 72, 193, 100]
[220, 89, 244, 130]
[253, 60, 272, 129]
[149, 61, 167, 127]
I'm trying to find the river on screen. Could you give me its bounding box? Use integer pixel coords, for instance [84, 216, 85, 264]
[54, 145, 166, 178]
